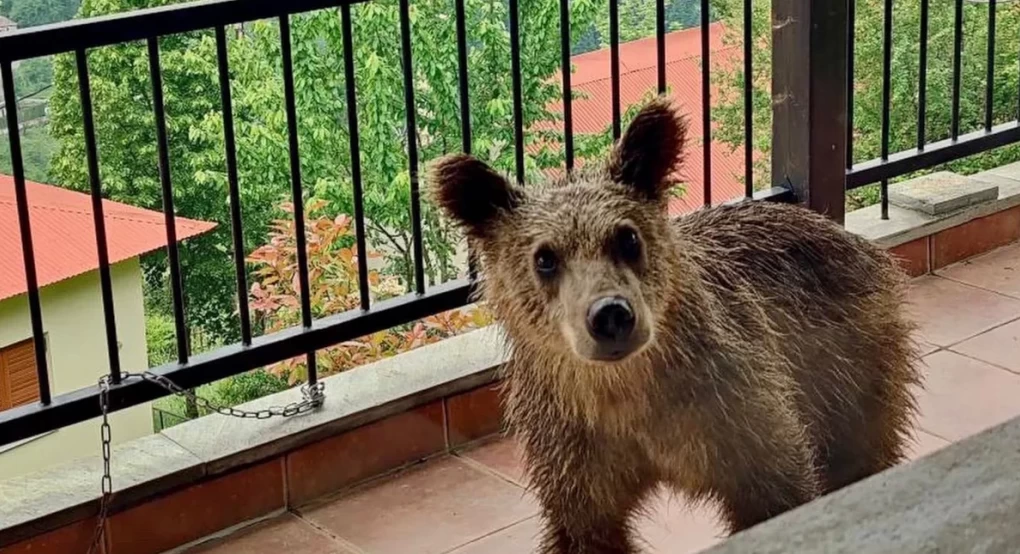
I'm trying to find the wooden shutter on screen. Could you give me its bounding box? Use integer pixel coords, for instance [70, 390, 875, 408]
[0, 339, 40, 410]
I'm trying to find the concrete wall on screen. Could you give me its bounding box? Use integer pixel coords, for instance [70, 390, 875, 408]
[0, 258, 152, 478]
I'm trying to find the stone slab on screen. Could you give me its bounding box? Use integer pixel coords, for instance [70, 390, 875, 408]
[0, 433, 204, 547]
[888, 171, 999, 216]
[703, 416, 1020, 554]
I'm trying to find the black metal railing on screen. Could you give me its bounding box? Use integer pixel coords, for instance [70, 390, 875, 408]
[844, 0, 1020, 217]
[0, 0, 759, 447]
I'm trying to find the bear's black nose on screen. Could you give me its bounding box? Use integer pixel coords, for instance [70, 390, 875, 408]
[587, 297, 636, 343]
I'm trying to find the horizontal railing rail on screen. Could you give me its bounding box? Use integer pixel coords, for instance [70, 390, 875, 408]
[0, 0, 763, 448]
[0, 0, 371, 63]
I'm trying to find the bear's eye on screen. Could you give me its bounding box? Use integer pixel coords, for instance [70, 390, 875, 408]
[614, 227, 642, 264]
[534, 247, 559, 277]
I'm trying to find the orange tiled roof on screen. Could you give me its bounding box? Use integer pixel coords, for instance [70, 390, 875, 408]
[0, 175, 216, 301]
[541, 23, 749, 215]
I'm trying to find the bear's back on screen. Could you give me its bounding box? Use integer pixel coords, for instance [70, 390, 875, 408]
[673, 200, 901, 303]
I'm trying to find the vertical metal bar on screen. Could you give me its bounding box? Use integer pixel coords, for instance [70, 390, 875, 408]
[453, 0, 478, 282]
[509, 0, 525, 184]
[341, 4, 371, 312]
[985, 0, 996, 132]
[148, 38, 189, 365]
[279, 15, 318, 383]
[455, 0, 471, 155]
[846, 0, 855, 169]
[76, 49, 122, 384]
[701, 0, 712, 206]
[742, 0, 753, 198]
[1, 62, 50, 404]
[559, 0, 575, 172]
[399, 0, 426, 296]
[215, 26, 252, 346]
[951, 0, 963, 140]
[610, 0, 621, 140]
[917, 0, 929, 149]
[880, 0, 892, 220]
[656, 0, 666, 94]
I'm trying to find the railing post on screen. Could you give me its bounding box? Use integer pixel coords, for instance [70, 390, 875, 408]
[771, 0, 849, 223]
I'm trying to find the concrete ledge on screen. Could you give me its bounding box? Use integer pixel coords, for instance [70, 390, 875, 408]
[162, 325, 506, 475]
[704, 415, 1020, 554]
[847, 168, 1020, 248]
[0, 325, 508, 549]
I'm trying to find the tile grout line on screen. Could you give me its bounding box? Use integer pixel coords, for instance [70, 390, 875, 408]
[158, 508, 288, 554]
[942, 348, 1020, 378]
[438, 515, 540, 554]
[936, 273, 1020, 302]
[454, 449, 528, 490]
[292, 510, 370, 554]
[926, 312, 1020, 352]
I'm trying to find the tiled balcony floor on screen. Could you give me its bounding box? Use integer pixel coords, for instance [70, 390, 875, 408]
[188, 242, 1020, 554]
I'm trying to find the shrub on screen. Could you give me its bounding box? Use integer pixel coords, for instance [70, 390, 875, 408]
[248, 200, 492, 384]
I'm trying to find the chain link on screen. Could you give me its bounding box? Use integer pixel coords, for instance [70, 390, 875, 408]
[87, 372, 325, 554]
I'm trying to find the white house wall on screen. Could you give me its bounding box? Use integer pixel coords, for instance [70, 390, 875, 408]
[0, 258, 152, 478]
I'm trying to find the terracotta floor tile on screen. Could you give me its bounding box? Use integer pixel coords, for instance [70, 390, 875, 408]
[185, 514, 354, 554]
[450, 490, 725, 554]
[447, 517, 542, 553]
[950, 318, 1020, 374]
[300, 456, 538, 554]
[905, 429, 951, 462]
[458, 437, 528, 486]
[938, 242, 1020, 299]
[636, 489, 725, 554]
[915, 350, 1020, 442]
[907, 276, 1020, 346]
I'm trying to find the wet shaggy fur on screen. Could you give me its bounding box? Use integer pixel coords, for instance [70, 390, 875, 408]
[430, 97, 921, 554]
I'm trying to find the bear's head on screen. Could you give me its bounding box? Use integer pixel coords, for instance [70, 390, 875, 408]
[430, 97, 687, 367]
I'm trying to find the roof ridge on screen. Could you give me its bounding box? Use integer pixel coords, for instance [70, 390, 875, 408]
[0, 197, 208, 229]
[570, 43, 741, 89]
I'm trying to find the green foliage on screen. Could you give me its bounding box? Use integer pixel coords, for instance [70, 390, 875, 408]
[0, 125, 58, 182]
[714, 0, 1020, 203]
[151, 369, 289, 430]
[144, 311, 177, 367]
[213, 369, 290, 406]
[14, 58, 54, 98]
[4, 0, 80, 27]
[590, 0, 707, 49]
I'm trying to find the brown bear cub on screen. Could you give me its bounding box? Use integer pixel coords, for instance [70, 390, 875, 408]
[429, 97, 920, 553]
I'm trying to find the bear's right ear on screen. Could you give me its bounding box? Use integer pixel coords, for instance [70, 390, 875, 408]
[429, 154, 524, 240]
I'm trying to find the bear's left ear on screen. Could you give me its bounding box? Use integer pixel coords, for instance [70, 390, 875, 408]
[429, 154, 524, 241]
[609, 97, 688, 202]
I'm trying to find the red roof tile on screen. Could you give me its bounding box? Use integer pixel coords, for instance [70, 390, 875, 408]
[542, 23, 749, 216]
[0, 175, 216, 301]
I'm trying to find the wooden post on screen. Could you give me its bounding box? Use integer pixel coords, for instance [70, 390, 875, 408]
[771, 0, 849, 223]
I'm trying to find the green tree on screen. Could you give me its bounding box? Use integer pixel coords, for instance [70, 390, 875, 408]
[572, 0, 707, 54]
[5, 0, 80, 27]
[48, 0, 602, 345]
[714, 0, 1020, 207]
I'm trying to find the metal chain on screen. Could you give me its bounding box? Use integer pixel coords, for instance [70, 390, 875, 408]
[87, 372, 325, 554]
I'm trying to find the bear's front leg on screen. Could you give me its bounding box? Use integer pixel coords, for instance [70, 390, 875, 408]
[697, 391, 822, 534]
[524, 432, 653, 554]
